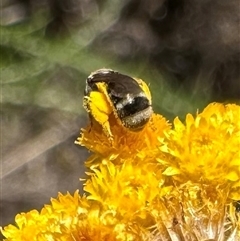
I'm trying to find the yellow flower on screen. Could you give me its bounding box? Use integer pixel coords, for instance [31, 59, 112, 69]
[1, 191, 84, 241]
[84, 160, 172, 215]
[159, 103, 240, 200]
[76, 113, 170, 167]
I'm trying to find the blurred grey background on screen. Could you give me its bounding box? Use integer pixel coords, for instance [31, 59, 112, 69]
[1, 0, 240, 232]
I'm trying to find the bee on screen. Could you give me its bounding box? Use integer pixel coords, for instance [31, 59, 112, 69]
[83, 69, 153, 138]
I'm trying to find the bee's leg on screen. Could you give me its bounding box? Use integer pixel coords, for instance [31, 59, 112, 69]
[86, 91, 113, 140]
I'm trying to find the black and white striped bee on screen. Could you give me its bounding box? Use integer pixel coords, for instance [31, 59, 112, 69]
[83, 69, 153, 138]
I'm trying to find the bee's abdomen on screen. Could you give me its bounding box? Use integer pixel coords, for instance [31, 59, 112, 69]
[113, 95, 152, 130]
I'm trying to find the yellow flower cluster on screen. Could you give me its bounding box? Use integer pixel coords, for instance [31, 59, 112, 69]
[1, 103, 240, 240]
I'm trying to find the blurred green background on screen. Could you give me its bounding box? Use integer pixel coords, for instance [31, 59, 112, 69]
[1, 0, 239, 230]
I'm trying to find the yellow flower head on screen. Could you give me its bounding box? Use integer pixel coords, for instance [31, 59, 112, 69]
[159, 103, 240, 200]
[77, 113, 170, 167]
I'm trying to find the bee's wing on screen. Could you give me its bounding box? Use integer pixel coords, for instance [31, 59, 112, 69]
[86, 69, 144, 97]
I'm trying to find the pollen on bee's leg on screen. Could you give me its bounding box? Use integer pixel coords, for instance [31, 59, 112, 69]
[102, 121, 114, 142]
[83, 96, 91, 113]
